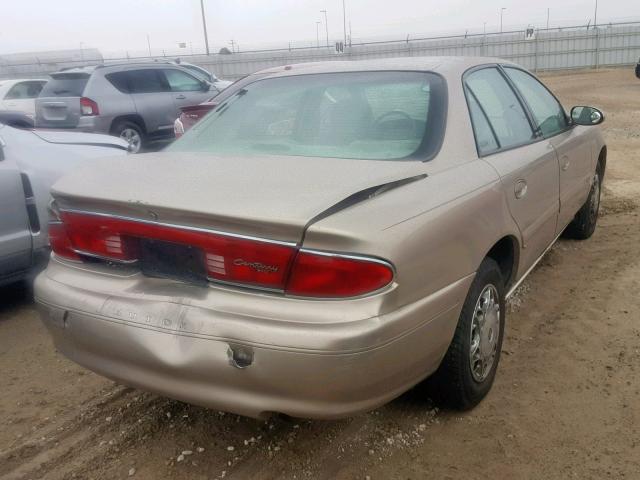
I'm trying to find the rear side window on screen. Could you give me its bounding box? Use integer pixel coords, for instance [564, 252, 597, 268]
[466, 90, 499, 155]
[40, 74, 89, 97]
[4, 81, 46, 100]
[109, 69, 167, 94]
[163, 69, 203, 92]
[464, 67, 534, 151]
[105, 72, 131, 93]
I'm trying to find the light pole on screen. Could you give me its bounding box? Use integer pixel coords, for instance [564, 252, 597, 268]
[316, 21, 321, 47]
[594, 0, 598, 27]
[320, 10, 329, 47]
[200, 0, 210, 55]
[546, 8, 550, 30]
[500, 7, 506, 33]
[342, 0, 347, 47]
[146, 34, 152, 57]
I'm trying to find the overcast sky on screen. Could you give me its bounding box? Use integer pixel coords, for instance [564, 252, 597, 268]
[2, 0, 639, 57]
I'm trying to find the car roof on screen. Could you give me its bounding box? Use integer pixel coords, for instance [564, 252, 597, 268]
[253, 56, 518, 78]
[50, 62, 192, 77]
[0, 78, 47, 85]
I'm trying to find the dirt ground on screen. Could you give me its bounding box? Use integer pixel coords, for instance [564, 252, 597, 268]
[1, 68, 639, 480]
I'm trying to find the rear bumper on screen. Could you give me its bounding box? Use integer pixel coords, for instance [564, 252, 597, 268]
[35, 116, 111, 134]
[34, 264, 471, 419]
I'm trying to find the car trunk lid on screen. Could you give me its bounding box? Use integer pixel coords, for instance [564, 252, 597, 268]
[51, 151, 428, 243]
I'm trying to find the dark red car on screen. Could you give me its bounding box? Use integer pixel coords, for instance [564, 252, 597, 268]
[173, 99, 218, 138]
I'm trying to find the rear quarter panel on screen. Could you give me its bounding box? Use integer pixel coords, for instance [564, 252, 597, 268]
[303, 158, 520, 314]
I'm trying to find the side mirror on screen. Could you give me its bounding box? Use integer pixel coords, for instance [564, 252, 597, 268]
[201, 81, 212, 92]
[570, 106, 604, 126]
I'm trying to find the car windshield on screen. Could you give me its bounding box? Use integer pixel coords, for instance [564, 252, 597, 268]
[169, 71, 446, 161]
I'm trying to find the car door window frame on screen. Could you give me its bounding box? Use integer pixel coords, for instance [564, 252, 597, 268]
[500, 65, 573, 140]
[462, 64, 543, 158]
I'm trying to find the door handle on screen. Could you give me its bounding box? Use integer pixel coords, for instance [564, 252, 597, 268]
[175, 94, 186, 100]
[514, 179, 528, 199]
[561, 156, 570, 171]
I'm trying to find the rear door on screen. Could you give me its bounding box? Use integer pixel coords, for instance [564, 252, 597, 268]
[1, 81, 46, 116]
[0, 134, 32, 279]
[35, 72, 90, 128]
[162, 68, 217, 110]
[502, 66, 593, 232]
[464, 66, 560, 270]
[124, 69, 177, 134]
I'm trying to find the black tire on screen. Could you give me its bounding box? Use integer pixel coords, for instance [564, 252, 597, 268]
[430, 257, 506, 410]
[112, 120, 144, 153]
[564, 168, 602, 240]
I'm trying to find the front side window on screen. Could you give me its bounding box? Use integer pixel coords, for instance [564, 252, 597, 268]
[504, 67, 568, 137]
[465, 67, 534, 151]
[164, 69, 203, 92]
[170, 71, 446, 161]
[4, 81, 45, 100]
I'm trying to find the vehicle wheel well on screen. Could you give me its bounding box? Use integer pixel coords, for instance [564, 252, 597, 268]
[485, 236, 518, 289]
[597, 146, 607, 177]
[110, 115, 146, 135]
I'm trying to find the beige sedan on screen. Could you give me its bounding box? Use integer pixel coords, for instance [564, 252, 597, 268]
[35, 57, 606, 419]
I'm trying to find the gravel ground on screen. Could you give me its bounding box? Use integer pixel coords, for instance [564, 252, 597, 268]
[1, 67, 639, 480]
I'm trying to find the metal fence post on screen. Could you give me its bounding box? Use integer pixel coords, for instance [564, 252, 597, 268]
[594, 27, 600, 69]
[534, 33, 538, 72]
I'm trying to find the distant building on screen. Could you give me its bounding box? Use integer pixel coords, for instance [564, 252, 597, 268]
[0, 48, 103, 79]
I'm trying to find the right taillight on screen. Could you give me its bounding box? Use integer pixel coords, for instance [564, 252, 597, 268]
[80, 97, 99, 116]
[285, 250, 394, 298]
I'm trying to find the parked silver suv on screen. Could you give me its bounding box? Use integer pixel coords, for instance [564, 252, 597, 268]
[35, 63, 219, 152]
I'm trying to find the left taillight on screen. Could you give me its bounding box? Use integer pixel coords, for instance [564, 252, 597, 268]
[48, 204, 80, 261]
[80, 97, 99, 116]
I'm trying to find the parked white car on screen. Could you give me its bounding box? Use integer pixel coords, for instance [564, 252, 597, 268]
[0, 79, 48, 117]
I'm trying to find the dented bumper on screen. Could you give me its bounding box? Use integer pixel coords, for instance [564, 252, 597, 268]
[34, 260, 471, 419]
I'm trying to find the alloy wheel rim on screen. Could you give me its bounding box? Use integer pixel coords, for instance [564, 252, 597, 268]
[120, 128, 141, 153]
[469, 284, 501, 382]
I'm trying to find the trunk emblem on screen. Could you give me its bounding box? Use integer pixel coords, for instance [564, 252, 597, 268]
[233, 258, 279, 273]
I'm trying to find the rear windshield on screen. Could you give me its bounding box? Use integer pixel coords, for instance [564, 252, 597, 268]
[40, 73, 89, 97]
[169, 71, 446, 161]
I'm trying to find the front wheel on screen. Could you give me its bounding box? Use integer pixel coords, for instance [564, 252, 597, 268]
[430, 257, 505, 409]
[565, 170, 601, 240]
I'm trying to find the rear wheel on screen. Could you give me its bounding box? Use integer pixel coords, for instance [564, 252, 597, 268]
[430, 257, 505, 409]
[565, 169, 602, 240]
[112, 121, 144, 153]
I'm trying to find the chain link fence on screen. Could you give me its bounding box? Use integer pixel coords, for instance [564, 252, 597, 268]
[1, 22, 639, 80]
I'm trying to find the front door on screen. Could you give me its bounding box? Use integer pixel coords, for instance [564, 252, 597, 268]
[162, 68, 216, 111]
[126, 69, 177, 133]
[501, 66, 592, 234]
[465, 67, 560, 270]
